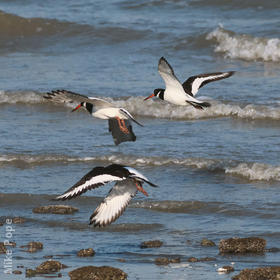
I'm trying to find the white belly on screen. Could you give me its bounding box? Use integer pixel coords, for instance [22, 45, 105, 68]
[93, 107, 126, 119]
[164, 87, 188, 105]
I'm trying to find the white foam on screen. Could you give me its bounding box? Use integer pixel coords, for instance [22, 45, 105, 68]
[2, 154, 280, 182]
[206, 26, 280, 62]
[116, 97, 280, 121]
[0, 90, 43, 104]
[226, 162, 280, 181]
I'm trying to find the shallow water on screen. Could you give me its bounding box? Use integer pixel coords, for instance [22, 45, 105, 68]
[0, 0, 280, 279]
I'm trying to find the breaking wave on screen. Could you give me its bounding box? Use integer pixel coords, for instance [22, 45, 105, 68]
[206, 26, 280, 62]
[2, 91, 280, 121]
[1, 153, 280, 182]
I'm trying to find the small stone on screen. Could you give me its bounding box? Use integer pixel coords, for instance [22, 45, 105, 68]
[169, 257, 181, 263]
[21, 241, 43, 253]
[12, 217, 26, 224]
[32, 205, 78, 215]
[217, 266, 234, 274]
[5, 241, 16, 247]
[43, 255, 53, 259]
[199, 257, 216, 262]
[0, 242, 7, 254]
[201, 238, 216, 247]
[13, 270, 22, 274]
[117, 258, 126, 263]
[140, 240, 163, 248]
[232, 266, 280, 280]
[69, 266, 127, 280]
[155, 257, 170, 266]
[77, 248, 95, 257]
[188, 257, 199, 262]
[219, 237, 266, 254]
[26, 268, 37, 277]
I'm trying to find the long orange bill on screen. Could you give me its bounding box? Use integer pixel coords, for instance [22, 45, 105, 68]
[136, 182, 148, 197]
[72, 104, 81, 112]
[144, 93, 155, 101]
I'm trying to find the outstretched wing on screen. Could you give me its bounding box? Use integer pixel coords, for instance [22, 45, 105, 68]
[55, 166, 127, 200]
[182, 71, 235, 96]
[89, 179, 138, 227]
[158, 57, 182, 89]
[44, 89, 114, 108]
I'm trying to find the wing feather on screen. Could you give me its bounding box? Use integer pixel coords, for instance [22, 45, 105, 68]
[183, 71, 235, 96]
[89, 179, 137, 227]
[55, 166, 126, 200]
[158, 57, 182, 89]
[44, 89, 114, 108]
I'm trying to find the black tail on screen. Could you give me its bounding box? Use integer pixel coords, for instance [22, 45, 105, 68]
[108, 119, 136, 145]
[187, 101, 211, 110]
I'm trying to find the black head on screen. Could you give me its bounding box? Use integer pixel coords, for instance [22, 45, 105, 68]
[154, 88, 165, 100]
[144, 88, 165, 101]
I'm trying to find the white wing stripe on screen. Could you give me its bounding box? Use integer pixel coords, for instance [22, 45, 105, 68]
[56, 175, 124, 199]
[191, 73, 229, 95]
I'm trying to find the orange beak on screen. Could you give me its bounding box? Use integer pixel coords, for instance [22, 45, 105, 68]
[144, 93, 155, 101]
[72, 104, 81, 112]
[136, 182, 148, 197]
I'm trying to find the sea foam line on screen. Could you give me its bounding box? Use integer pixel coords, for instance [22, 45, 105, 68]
[1, 154, 280, 182]
[2, 91, 280, 121]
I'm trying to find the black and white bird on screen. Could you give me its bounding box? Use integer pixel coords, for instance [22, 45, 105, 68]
[44, 90, 143, 145]
[55, 164, 157, 227]
[144, 57, 235, 109]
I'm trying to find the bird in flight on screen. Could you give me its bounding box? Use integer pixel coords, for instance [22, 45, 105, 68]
[44, 90, 143, 145]
[144, 57, 234, 109]
[55, 164, 157, 227]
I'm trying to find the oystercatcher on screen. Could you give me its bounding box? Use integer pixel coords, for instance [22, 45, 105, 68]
[44, 90, 143, 145]
[55, 164, 157, 227]
[144, 57, 235, 109]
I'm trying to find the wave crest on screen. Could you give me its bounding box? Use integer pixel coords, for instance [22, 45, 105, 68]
[226, 163, 280, 181]
[206, 26, 280, 62]
[1, 153, 280, 182]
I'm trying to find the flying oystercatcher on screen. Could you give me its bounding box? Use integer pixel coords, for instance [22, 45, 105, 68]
[144, 57, 235, 109]
[55, 164, 157, 227]
[44, 90, 143, 145]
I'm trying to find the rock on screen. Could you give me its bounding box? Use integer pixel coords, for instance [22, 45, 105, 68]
[155, 257, 170, 266]
[266, 247, 280, 253]
[13, 270, 22, 274]
[217, 266, 234, 274]
[188, 257, 199, 262]
[140, 240, 163, 248]
[199, 257, 216, 262]
[201, 238, 216, 247]
[35, 260, 67, 274]
[0, 242, 7, 254]
[219, 237, 266, 254]
[69, 266, 127, 280]
[25, 261, 67, 277]
[77, 248, 95, 257]
[33, 205, 78, 215]
[5, 241, 16, 247]
[169, 257, 181, 263]
[155, 257, 180, 266]
[21, 241, 43, 253]
[26, 268, 37, 277]
[12, 217, 26, 224]
[232, 266, 280, 280]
